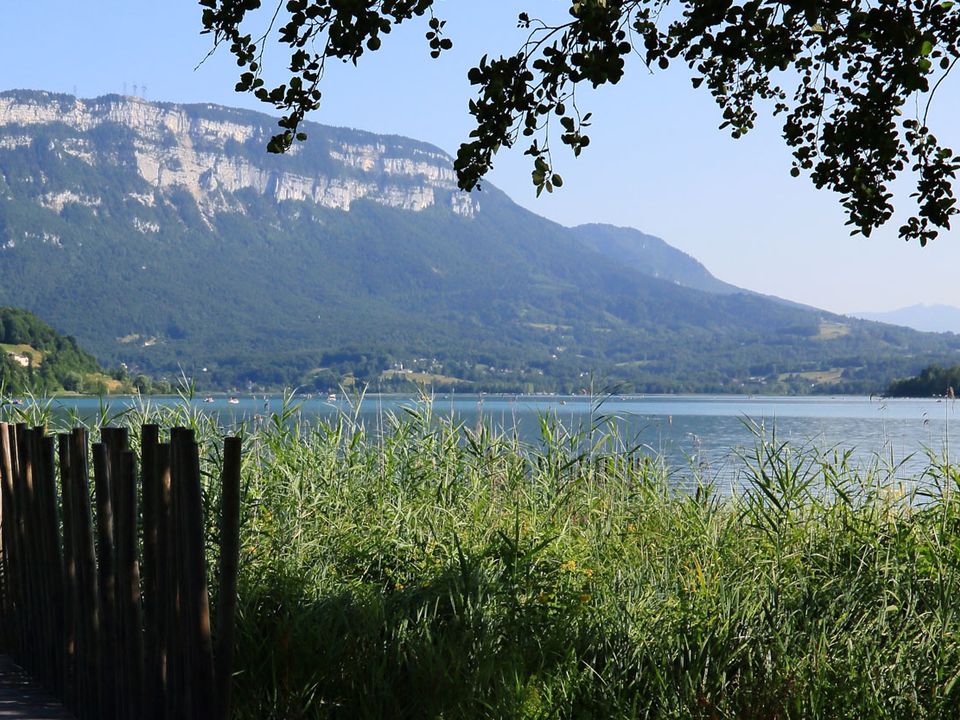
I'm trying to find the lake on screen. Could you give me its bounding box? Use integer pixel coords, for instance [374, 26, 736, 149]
[25, 393, 960, 489]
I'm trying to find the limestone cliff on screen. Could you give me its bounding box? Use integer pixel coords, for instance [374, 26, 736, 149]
[0, 90, 478, 218]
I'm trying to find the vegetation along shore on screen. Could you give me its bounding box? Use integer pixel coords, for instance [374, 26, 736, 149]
[4, 397, 960, 718]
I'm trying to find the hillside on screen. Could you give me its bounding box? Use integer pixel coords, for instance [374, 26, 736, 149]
[1, 89, 959, 393]
[886, 364, 960, 397]
[571, 224, 739, 295]
[0, 306, 112, 394]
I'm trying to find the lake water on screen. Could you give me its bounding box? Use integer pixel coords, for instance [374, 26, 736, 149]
[25, 393, 960, 488]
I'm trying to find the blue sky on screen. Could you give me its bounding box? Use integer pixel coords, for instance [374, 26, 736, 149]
[2, 0, 959, 314]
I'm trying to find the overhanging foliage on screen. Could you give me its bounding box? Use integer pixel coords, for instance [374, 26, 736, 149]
[201, 0, 960, 244]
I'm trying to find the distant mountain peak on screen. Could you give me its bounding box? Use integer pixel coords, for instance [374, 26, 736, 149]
[571, 223, 740, 295]
[853, 304, 960, 334]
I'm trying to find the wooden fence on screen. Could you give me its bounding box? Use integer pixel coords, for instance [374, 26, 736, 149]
[0, 422, 242, 720]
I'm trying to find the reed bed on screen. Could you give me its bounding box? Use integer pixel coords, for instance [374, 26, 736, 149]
[5, 394, 960, 718]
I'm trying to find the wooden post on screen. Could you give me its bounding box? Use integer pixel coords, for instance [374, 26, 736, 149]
[215, 436, 242, 720]
[170, 430, 192, 719]
[38, 432, 66, 698]
[101, 427, 130, 719]
[157, 442, 180, 720]
[115, 450, 144, 720]
[11, 426, 29, 671]
[58, 435, 78, 712]
[141, 425, 161, 720]
[0, 424, 24, 658]
[0, 425, 6, 650]
[70, 428, 102, 720]
[0, 425, 20, 654]
[31, 430, 56, 692]
[19, 427, 47, 683]
[92, 441, 118, 720]
[173, 428, 215, 719]
[12, 424, 29, 665]
[0, 424, 4, 644]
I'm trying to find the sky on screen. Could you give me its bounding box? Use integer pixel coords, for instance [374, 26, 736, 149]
[2, 0, 959, 315]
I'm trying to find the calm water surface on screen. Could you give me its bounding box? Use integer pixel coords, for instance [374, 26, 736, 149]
[32, 393, 960, 487]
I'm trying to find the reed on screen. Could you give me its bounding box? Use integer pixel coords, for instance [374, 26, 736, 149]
[5, 395, 960, 718]
[226, 401, 960, 719]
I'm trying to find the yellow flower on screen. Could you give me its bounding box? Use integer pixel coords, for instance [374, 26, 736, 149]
[579, 593, 592, 603]
[560, 559, 577, 572]
[394, 582, 405, 590]
[582, 567, 594, 577]
[627, 523, 636, 533]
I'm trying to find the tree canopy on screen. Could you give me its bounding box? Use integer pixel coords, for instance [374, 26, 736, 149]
[200, 0, 960, 244]
[886, 362, 960, 396]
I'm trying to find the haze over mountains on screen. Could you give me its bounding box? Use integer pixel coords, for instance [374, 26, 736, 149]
[853, 305, 960, 335]
[1, 89, 958, 394]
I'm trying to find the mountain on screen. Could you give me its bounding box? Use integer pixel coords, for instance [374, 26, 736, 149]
[574, 223, 814, 310]
[853, 305, 960, 335]
[1, 89, 959, 394]
[571, 224, 739, 295]
[0, 306, 113, 394]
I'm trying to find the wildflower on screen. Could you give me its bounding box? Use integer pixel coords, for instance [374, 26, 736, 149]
[627, 523, 636, 533]
[582, 567, 594, 577]
[579, 593, 592, 603]
[560, 559, 577, 572]
[394, 582, 405, 590]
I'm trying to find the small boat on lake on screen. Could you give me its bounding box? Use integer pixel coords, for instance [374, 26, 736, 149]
[203, 396, 215, 403]
[228, 397, 240, 405]
[327, 393, 337, 402]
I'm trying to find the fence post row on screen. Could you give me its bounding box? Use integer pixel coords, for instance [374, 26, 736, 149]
[0, 422, 242, 720]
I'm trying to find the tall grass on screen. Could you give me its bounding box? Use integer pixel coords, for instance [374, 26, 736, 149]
[229, 402, 960, 719]
[6, 395, 960, 718]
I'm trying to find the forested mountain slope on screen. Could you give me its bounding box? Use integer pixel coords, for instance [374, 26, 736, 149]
[1, 90, 957, 393]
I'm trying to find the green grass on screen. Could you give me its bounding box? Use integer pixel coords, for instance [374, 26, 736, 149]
[380, 369, 469, 385]
[227, 402, 960, 719]
[7, 394, 960, 718]
[817, 321, 852, 340]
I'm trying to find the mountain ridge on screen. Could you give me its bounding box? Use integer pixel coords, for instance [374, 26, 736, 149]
[0, 88, 479, 218]
[1, 89, 958, 394]
[571, 223, 741, 295]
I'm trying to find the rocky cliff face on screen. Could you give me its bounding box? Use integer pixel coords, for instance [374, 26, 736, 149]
[0, 90, 478, 218]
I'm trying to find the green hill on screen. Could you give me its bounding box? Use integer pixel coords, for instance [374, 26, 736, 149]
[0, 90, 958, 393]
[0, 306, 110, 394]
[886, 364, 960, 398]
